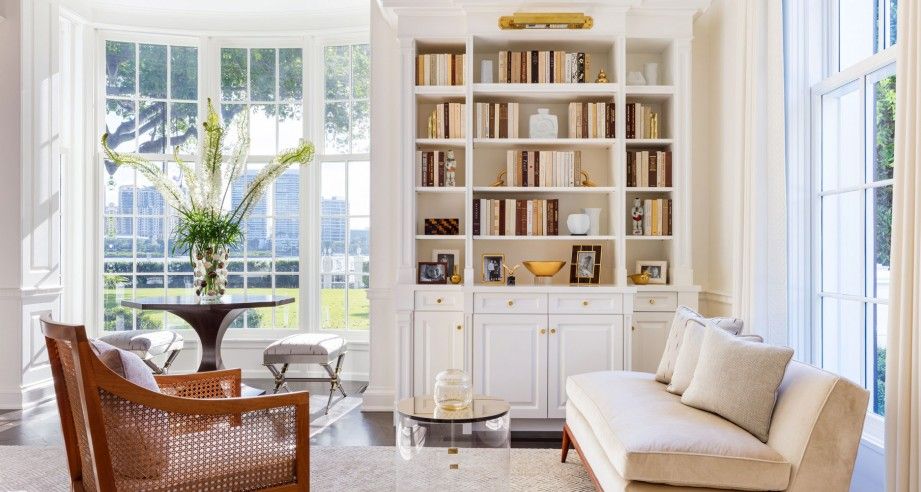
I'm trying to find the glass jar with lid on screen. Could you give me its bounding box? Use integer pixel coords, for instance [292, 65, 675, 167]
[433, 369, 473, 410]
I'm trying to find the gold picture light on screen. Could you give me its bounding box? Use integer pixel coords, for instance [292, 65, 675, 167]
[499, 12, 593, 30]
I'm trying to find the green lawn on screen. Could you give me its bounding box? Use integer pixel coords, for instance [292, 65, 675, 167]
[103, 287, 368, 331]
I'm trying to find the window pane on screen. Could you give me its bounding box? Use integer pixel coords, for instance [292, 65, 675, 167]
[138, 44, 167, 99]
[351, 99, 370, 153]
[170, 102, 198, 152]
[250, 48, 277, 102]
[221, 48, 247, 101]
[321, 161, 346, 201]
[170, 46, 198, 100]
[106, 41, 135, 96]
[274, 171, 299, 216]
[276, 218, 299, 258]
[275, 275, 299, 329]
[348, 161, 370, 215]
[352, 44, 370, 99]
[873, 75, 896, 181]
[138, 101, 166, 153]
[888, 0, 898, 46]
[106, 99, 136, 152]
[838, 0, 876, 70]
[325, 45, 350, 100]
[872, 303, 887, 415]
[349, 217, 369, 257]
[278, 104, 303, 150]
[822, 84, 862, 190]
[279, 48, 303, 100]
[220, 104, 246, 152]
[246, 217, 272, 261]
[249, 104, 277, 155]
[821, 297, 865, 384]
[873, 186, 892, 299]
[322, 283, 346, 329]
[348, 286, 369, 330]
[324, 101, 350, 154]
[821, 191, 865, 296]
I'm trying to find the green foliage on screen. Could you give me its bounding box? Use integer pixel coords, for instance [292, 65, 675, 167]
[172, 208, 244, 259]
[875, 347, 886, 415]
[874, 76, 896, 267]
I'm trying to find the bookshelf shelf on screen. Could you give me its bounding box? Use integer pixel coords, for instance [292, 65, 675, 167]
[415, 235, 465, 240]
[473, 83, 617, 102]
[475, 235, 616, 241]
[415, 85, 466, 101]
[625, 85, 675, 100]
[472, 186, 616, 194]
[625, 138, 673, 146]
[626, 187, 674, 192]
[416, 138, 465, 147]
[415, 187, 466, 193]
[474, 138, 616, 148]
[625, 236, 673, 240]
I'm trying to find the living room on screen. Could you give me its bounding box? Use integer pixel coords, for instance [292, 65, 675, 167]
[0, 0, 915, 490]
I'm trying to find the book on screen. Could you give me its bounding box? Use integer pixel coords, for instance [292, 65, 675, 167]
[416, 53, 465, 86]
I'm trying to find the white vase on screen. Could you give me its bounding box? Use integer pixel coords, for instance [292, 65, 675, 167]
[627, 71, 646, 85]
[481, 60, 494, 84]
[566, 213, 590, 235]
[529, 108, 558, 139]
[583, 208, 602, 236]
[644, 63, 659, 85]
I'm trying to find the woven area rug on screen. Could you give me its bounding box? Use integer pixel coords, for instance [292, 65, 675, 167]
[308, 394, 362, 437]
[0, 445, 594, 491]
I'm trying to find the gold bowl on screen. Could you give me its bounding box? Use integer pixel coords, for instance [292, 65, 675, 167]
[629, 272, 651, 285]
[523, 260, 567, 278]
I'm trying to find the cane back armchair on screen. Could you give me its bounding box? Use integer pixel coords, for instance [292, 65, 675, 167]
[41, 316, 310, 491]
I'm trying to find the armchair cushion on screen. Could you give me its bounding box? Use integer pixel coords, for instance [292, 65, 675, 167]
[655, 306, 743, 384]
[90, 340, 160, 393]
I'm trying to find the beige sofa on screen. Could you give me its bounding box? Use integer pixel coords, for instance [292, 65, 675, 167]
[563, 362, 870, 491]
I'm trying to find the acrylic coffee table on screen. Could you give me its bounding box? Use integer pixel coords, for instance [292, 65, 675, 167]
[394, 395, 511, 491]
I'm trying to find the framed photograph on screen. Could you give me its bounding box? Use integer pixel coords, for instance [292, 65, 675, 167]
[417, 261, 448, 284]
[570, 245, 602, 284]
[432, 249, 460, 275]
[636, 260, 667, 284]
[481, 254, 505, 284]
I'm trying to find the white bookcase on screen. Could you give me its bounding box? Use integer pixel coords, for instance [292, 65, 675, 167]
[386, 3, 706, 420]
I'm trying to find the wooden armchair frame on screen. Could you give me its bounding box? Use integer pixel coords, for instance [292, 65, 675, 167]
[41, 315, 310, 491]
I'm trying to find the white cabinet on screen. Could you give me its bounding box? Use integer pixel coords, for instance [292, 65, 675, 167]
[413, 311, 466, 395]
[473, 314, 547, 418]
[630, 312, 673, 373]
[548, 314, 624, 418]
[473, 313, 624, 419]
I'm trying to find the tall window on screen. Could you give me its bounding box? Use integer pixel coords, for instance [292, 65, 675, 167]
[811, 0, 897, 421]
[102, 39, 199, 332]
[219, 46, 304, 329]
[319, 43, 370, 331]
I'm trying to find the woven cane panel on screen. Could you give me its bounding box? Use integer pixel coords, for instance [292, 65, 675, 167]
[98, 389, 298, 491]
[56, 340, 99, 492]
[158, 374, 238, 399]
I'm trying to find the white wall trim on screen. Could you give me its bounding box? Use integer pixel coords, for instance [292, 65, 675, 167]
[699, 290, 733, 306]
[0, 286, 64, 298]
[0, 378, 56, 411]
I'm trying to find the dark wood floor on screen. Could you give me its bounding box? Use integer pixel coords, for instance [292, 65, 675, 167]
[0, 380, 561, 449]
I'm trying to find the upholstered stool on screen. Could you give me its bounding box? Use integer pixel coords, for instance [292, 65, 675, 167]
[263, 333, 348, 414]
[98, 329, 184, 374]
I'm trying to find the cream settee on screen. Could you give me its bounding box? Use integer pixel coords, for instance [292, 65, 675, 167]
[562, 361, 870, 491]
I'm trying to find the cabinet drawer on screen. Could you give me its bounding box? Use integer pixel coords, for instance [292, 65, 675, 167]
[415, 291, 464, 311]
[474, 293, 547, 314]
[549, 293, 622, 314]
[635, 292, 678, 312]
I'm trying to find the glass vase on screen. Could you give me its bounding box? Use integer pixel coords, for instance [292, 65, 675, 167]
[193, 246, 229, 303]
[433, 369, 473, 411]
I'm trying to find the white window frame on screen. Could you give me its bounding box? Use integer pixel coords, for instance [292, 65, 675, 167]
[93, 29, 369, 343]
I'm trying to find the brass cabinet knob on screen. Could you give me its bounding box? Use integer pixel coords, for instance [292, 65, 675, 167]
[550, 328, 557, 334]
[648, 298, 656, 305]
[540, 328, 547, 335]
[507, 300, 514, 307]
[582, 300, 589, 306]
[436, 298, 443, 304]
[456, 325, 462, 331]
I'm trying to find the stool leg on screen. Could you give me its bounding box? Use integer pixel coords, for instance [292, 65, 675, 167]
[334, 352, 347, 398]
[143, 358, 164, 375]
[161, 349, 181, 374]
[267, 363, 290, 394]
[321, 363, 336, 415]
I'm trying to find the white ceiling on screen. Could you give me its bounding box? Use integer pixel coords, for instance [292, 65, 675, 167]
[89, 0, 369, 15]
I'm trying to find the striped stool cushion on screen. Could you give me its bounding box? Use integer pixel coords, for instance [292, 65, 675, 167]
[263, 333, 347, 364]
[99, 330, 184, 361]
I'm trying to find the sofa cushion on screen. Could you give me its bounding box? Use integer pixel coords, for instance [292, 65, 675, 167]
[567, 371, 791, 491]
[682, 326, 794, 443]
[667, 325, 764, 396]
[655, 306, 743, 384]
[90, 340, 159, 393]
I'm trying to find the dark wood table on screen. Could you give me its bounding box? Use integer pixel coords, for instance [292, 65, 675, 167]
[122, 295, 294, 377]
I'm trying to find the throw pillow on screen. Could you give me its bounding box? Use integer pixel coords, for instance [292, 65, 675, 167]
[654, 306, 744, 384]
[90, 340, 160, 393]
[681, 326, 794, 442]
[667, 323, 764, 395]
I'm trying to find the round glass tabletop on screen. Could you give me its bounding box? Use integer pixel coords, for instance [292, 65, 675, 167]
[396, 395, 510, 424]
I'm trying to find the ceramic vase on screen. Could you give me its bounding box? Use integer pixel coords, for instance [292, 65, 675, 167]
[567, 213, 590, 235]
[481, 60, 494, 84]
[644, 62, 659, 85]
[583, 208, 602, 236]
[529, 108, 558, 139]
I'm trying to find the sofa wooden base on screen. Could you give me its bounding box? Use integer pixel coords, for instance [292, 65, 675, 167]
[562, 423, 603, 492]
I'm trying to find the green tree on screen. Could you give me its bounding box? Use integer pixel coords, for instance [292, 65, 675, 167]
[874, 76, 895, 267]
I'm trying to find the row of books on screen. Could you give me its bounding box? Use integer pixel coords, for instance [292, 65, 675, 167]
[426, 103, 466, 139]
[568, 102, 616, 138]
[416, 54, 465, 86]
[417, 150, 458, 187]
[496, 51, 591, 84]
[473, 199, 560, 236]
[626, 103, 660, 139]
[627, 151, 672, 188]
[639, 199, 673, 236]
[504, 151, 582, 187]
[474, 103, 521, 138]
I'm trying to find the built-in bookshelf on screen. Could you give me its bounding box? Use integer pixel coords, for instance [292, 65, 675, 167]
[409, 35, 690, 289]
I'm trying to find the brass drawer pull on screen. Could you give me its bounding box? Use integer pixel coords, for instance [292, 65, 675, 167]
[540, 328, 546, 335]
[582, 300, 589, 306]
[507, 300, 514, 307]
[648, 298, 656, 305]
[436, 298, 443, 304]
[448, 448, 458, 455]
[550, 328, 557, 334]
[456, 325, 462, 331]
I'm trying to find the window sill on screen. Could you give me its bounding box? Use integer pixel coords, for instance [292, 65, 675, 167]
[861, 412, 885, 453]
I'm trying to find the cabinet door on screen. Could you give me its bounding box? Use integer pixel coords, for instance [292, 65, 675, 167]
[473, 314, 547, 419]
[413, 311, 466, 396]
[630, 312, 674, 373]
[548, 314, 624, 418]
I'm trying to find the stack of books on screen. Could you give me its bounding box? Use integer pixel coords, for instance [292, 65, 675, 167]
[627, 151, 672, 187]
[496, 51, 591, 84]
[568, 102, 615, 138]
[626, 103, 659, 139]
[426, 103, 466, 139]
[417, 150, 457, 187]
[505, 151, 582, 187]
[640, 198, 673, 236]
[416, 54, 465, 86]
[473, 199, 560, 236]
[475, 102, 520, 138]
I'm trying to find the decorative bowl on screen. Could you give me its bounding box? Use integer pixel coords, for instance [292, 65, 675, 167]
[523, 260, 567, 278]
[629, 272, 651, 285]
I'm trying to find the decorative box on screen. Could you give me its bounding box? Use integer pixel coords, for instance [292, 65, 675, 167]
[424, 218, 460, 236]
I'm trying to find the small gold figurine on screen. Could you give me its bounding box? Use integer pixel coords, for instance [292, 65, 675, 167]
[649, 112, 659, 139]
[503, 264, 521, 277]
[595, 68, 609, 83]
[491, 170, 507, 187]
[450, 266, 463, 284]
[580, 169, 597, 187]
